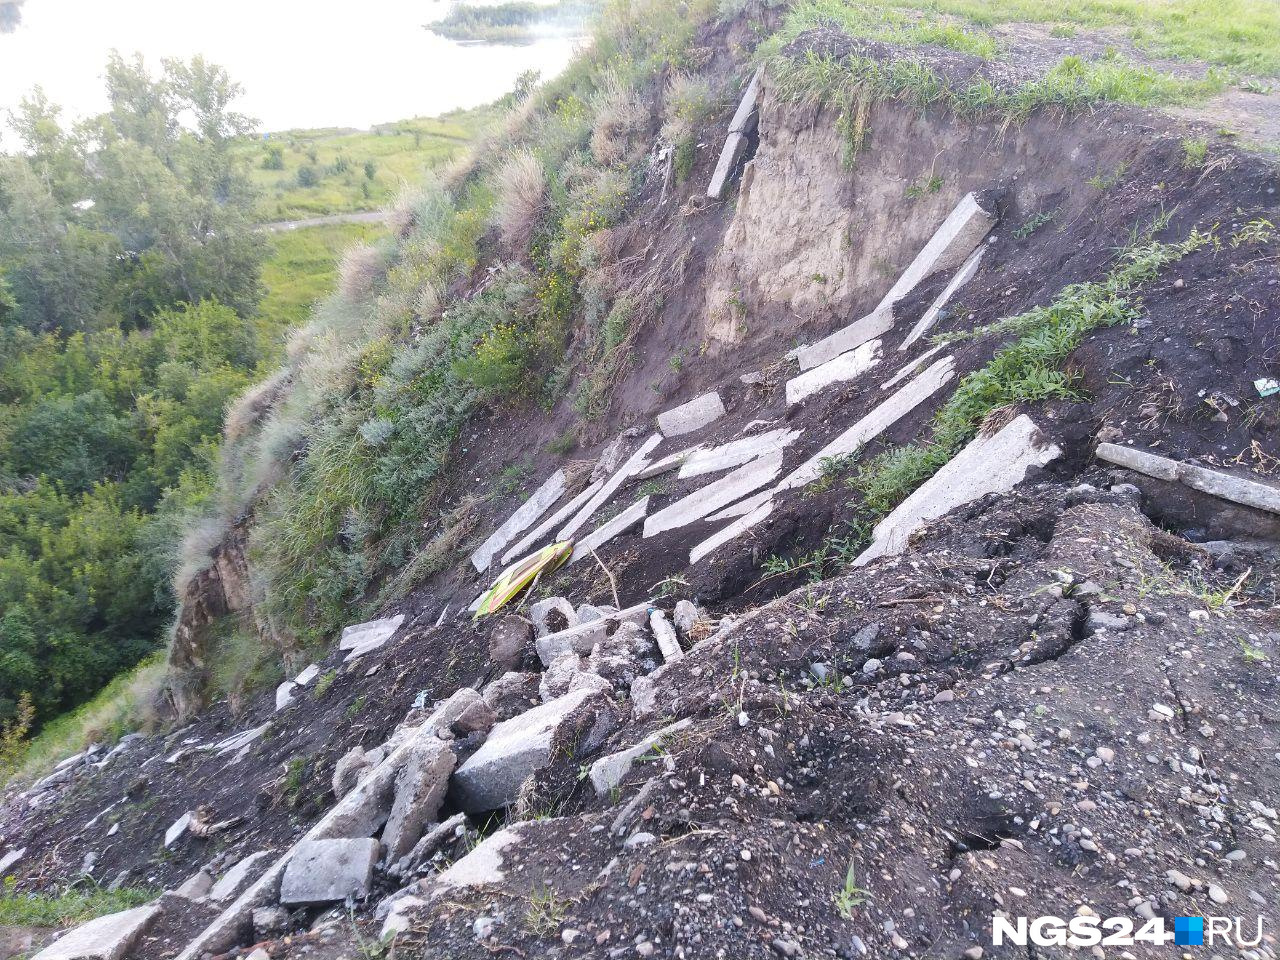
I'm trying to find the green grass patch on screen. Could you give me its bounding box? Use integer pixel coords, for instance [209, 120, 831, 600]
[0, 878, 155, 927]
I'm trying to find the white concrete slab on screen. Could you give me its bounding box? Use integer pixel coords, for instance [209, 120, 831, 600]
[728, 66, 765, 134]
[690, 500, 774, 565]
[633, 446, 701, 480]
[898, 246, 985, 351]
[209, 851, 275, 903]
[656, 393, 725, 437]
[0, 847, 24, 876]
[165, 812, 191, 848]
[470, 469, 567, 572]
[873, 192, 996, 315]
[708, 131, 749, 201]
[855, 415, 1062, 565]
[677, 428, 801, 479]
[557, 434, 662, 542]
[279, 838, 379, 905]
[338, 615, 404, 652]
[588, 718, 693, 796]
[881, 343, 946, 392]
[501, 477, 605, 564]
[776, 356, 955, 493]
[569, 497, 650, 565]
[31, 904, 161, 960]
[705, 489, 773, 522]
[294, 664, 320, 686]
[643, 451, 783, 538]
[793, 305, 894, 372]
[1097, 443, 1280, 514]
[786, 339, 883, 405]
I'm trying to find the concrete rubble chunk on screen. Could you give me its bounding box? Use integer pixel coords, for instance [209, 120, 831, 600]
[690, 500, 774, 565]
[531, 597, 578, 638]
[643, 451, 782, 538]
[672, 600, 700, 635]
[0, 847, 25, 876]
[707, 69, 764, 201]
[649, 610, 684, 663]
[482, 671, 542, 720]
[540, 651, 585, 702]
[340, 614, 405, 662]
[881, 343, 946, 392]
[502, 477, 605, 564]
[705, 489, 772, 522]
[793, 305, 895, 373]
[294, 664, 320, 686]
[873, 192, 996, 316]
[678, 428, 801, 479]
[470, 469, 567, 572]
[279, 838, 379, 905]
[165, 812, 192, 848]
[395, 811, 468, 877]
[569, 496, 650, 564]
[333, 746, 374, 799]
[488, 615, 533, 671]
[535, 602, 652, 667]
[786, 339, 883, 405]
[208, 851, 274, 903]
[777, 356, 955, 492]
[1097, 442, 1280, 515]
[856, 415, 1062, 565]
[898, 246, 985, 351]
[656, 393, 726, 437]
[31, 904, 161, 960]
[633, 446, 701, 480]
[451, 688, 608, 812]
[425, 825, 522, 899]
[274, 682, 296, 712]
[382, 739, 456, 862]
[589, 718, 694, 795]
[172, 869, 213, 900]
[558, 434, 663, 542]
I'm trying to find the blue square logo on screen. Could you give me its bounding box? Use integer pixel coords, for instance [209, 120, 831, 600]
[1175, 916, 1204, 946]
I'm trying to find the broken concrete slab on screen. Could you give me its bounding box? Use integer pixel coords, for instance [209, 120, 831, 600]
[872, 192, 996, 316]
[569, 496, 650, 565]
[690, 500, 774, 565]
[656, 393, 726, 437]
[588, 718, 694, 796]
[881, 343, 946, 392]
[633, 446, 701, 480]
[274, 682, 296, 712]
[31, 904, 161, 960]
[172, 869, 213, 900]
[535, 602, 652, 666]
[501, 477, 605, 564]
[677, 428, 801, 479]
[394, 811, 468, 877]
[339, 615, 405, 652]
[728, 66, 765, 134]
[786, 338, 883, 405]
[294, 663, 320, 686]
[793, 305, 894, 372]
[212, 723, 268, 757]
[450, 687, 607, 812]
[0, 847, 24, 876]
[530, 597, 578, 637]
[470, 469, 567, 572]
[708, 131, 749, 201]
[777, 356, 956, 492]
[165, 812, 192, 848]
[425, 825, 522, 899]
[643, 451, 782, 538]
[558, 433, 662, 542]
[1096, 442, 1280, 515]
[208, 851, 274, 903]
[381, 739, 455, 862]
[898, 246, 985, 351]
[649, 610, 684, 663]
[705, 488, 773, 522]
[279, 838, 379, 905]
[855, 415, 1062, 565]
[706, 69, 764, 201]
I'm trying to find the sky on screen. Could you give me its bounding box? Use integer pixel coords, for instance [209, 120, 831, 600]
[0, 0, 579, 133]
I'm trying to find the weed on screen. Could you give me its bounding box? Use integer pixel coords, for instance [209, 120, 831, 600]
[652, 574, 690, 598]
[1240, 638, 1269, 664]
[638, 477, 672, 498]
[282, 756, 308, 808]
[905, 175, 944, 198]
[1230, 217, 1275, 247]
[1087, 162, 1128, 191]
[525, 884, 571, 937]
[496, 460, 533, 497]
[1182, 137, 1209, 169]
[313, 670, 338, 699]
[346, 695, 367, 719]
[1013, 208, 1058, 240]
[834, 864, 872, 918]
[547, 429, 578, 456]
[0, 877, 155, 927]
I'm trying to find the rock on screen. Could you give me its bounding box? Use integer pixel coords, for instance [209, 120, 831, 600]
[656, 392, 726, 437]
[535, 602, 652, 667]
[481, 672, 542, 720]
[1208, 883, 1229, 904]
[488, 616, 534, 671]
[0, 847, 25, 876]
[589, 719, 694, 795]
[451, 699, 496, 737]
[673, 600, 700, 635]
[1086, 610, 1131, 635]
[382, 895, 428, 938]
[30, 904, 161, 960]
[208, 851, 274, 903]
[588, 623, 651, 688]
[424, 827, 522, 899]
[172, 869, 213, 899]
[649, 610, 684, 663]
[339, 614, 405, 662]
[530, 597, 578, 638]
[252, 906, 290, 938]
[279, 838, 380, 905]
[540, 651, 584, 702]
[164, 812, 192, 848]
[382, 739, 455, 862]
[333, 747, 373, 799]
[275, 681, 296, 711]
[394, 812, 468, 877]
[624, 832, 658, 850]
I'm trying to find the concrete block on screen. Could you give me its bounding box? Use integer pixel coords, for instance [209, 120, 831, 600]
[535, 602, 651, 667]
[31, 904, 161, 960]
[0, 847, 24, 876]
[633, 446, 700, 480]
[470, 469, 567, 572]
[707, 131, 749, 200]
[557, 434, 662, 542]
[643, 451, 782, 538]
[656, 393, 726, 437]
[728, 66, 765, 134]
[530, 597, 578, 637]
[881, 343, 946, 391]
[569, 496, 650, 565]
[677, 428, 801, 479]
[425, 826, 522, 899]
[705, 489, 772, 522]
[690, 500, 774, 565]
[294, 664, 320, 686]
[339, 615, 405, 651]
[279, 838, 379, 905]
[382, 738, 455, 862]
[786, 338, 883, 405]
[1097, 442, 1280, 514]
[588, 718, 693, 796]
[898, 246, 985, 351]
[856, 415, 1062, 565]
[649, 610, 684, 663]
[793, 305, 894, 372]
[274, 682, 296, 712]
[777, 356, 955, 492]
[165, 812, 191, 848]
[209, 851, 274, 903]
[501, 478, 605, 564]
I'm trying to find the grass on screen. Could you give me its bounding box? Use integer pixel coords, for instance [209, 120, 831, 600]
[524, 884, 571, 936]
[834, 864, 872, 918]
[0, 878, 155, 927]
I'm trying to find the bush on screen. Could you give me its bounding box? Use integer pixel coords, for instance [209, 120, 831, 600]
[296, 165, 319, 188]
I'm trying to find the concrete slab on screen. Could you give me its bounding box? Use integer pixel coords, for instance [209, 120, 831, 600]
[690, 500, 774, 565]
[786, 339, 883, 405]
[643, 451, 782, 539]
[855, 415, 1062, 565]
[427, 826, 521, 897]
[589, 718, 694, 796]
[470, 469, 567, 572]
[570, 497, 650, 565]
[881, 343, 946, 392]
[634, 446, 701, 480]
[1097, 442, 1280, 514]
[678, 428, 801, 479]
[279, 838, 379, 905]
[656, 393, 725, 437]
[705, 489, 773, 523]
[649, 610, 684, 663]
[776, 356, 956, 493]
[209, 851, 274, 903]
[165, 812, 191, 848]
[501, 478, 605, 564]
[294, 664, 320, 686]
[557, 434, 662, 542]
[274, 682, 295, 711]
[898, 246, 985, 351]
[728, 66, 765, 134]
[31, 904, 161, 960]
[872, 192, 996, 315]
[707, 131, 749, 201]
[535, 602, 652, 667]
[338, 615, 404, 652]
[0, 847, 24, 876]
[793, 305, 894, 372]
[381, 739, 455, 862]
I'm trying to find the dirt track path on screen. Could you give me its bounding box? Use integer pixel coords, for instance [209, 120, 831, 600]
[258, 209, 390, 233]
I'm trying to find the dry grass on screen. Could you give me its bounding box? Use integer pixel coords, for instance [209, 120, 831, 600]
[661, 71, 718, 144]
[492, 149, 547, 254]
[337, 242, 386, 303]
[223, 367, 291, 445]
[590, 71, 648, 165]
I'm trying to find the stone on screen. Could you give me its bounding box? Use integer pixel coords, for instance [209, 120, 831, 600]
[30, 904, 161, 960]
[655, 393, 726, 437]
[382, 739, 456, 862]
[294, 664, 320, 686]
[856, 415, 1062, 564]
[535, 602, 651, 667]
[530, 597, 578, 638]
[339, 614, 405, 652]
[672, 600, 700, 635]
[333, 747, 373, 799]
[482, 672, 542, 720]
[395, 812, 468, 877]
[1100, 443, 1280, 514]
[423, 826, 522, 899]
[588, 623, 652, 688]
[576, 603, 616, 623]
[1086, 610, 1131, 635]
[569, 496, 650, 565]
[172, 869, 213, 899]
[501, 477, 606, 564]
[1208, 883, 1229, 904]
[279, 838, 380, 905]
[899, 246, 986, 351]
[589, 718, 694, 795]
[275, 681, 296, 712]
[633, 447, 700, 480]
[0, 847, 24, 876]
[451, 699, 496, 736]
[470, 469, 567, 572]
[793, 305, 895, 372]
[165, 812, 192, 848]
[777, 356, 956, 492]
[539, 651, 584, 702]
[690, 500, 774, 565]
[488, 616, 534, 671]
[451, 688, 612, 812]
[881, 343, 946, 392]
[649, 610, 684, 663]
[785, 339, 883, 405]
[643, 452, 782, 538]
[212, 724, 268, 757]
[677, 429, 802, 480]
[208, 851, 274, 903]
[381, 895, 428, 939]
[557, 434, 662, 542]
[251, 906, 290, 938]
